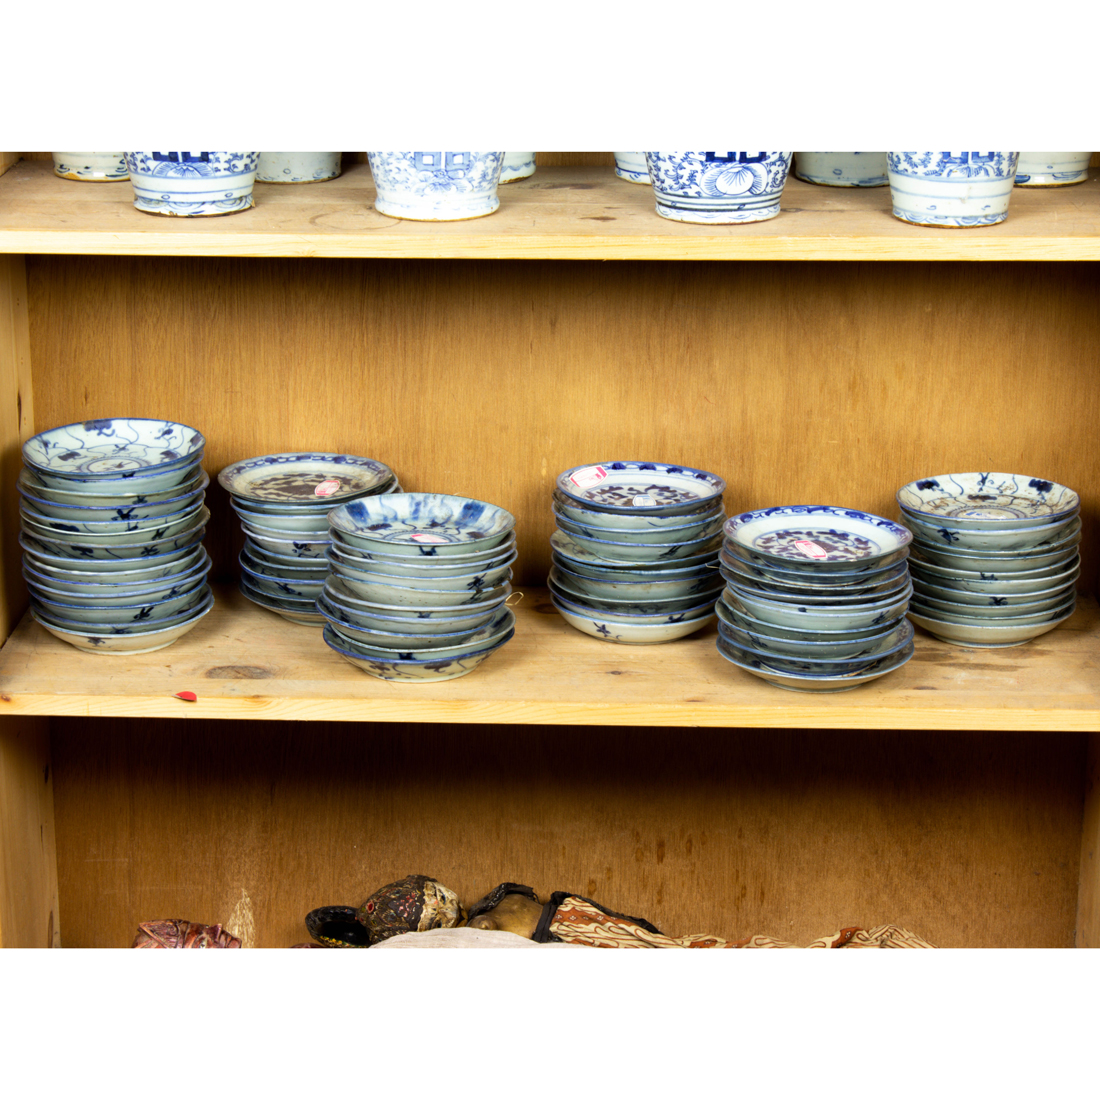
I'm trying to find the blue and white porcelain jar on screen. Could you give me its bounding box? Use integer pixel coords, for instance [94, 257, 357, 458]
[500, 152, 536, 183]
[887, 152, 1020, 227]
[52, 152, 128, 181]
[124, 152, 260, 216]
[1015, 152, 1092, 187]
[256, 152, 342, 183]
[613, 152, 650, 185]
[645, 152, 793, 223]
[367, 152, 505, 220]
[794, 152, 887, 187]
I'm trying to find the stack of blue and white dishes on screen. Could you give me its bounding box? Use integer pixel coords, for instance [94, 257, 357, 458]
[319, 492, 517, 681]
[898, 473, 1081, 648]
[219, 452, 398, 626]
[548, 461, 726, 643]
[716, 505, 915, 691]
[18, 417, 213, 654]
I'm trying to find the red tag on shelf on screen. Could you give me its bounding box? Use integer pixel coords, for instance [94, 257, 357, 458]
[174, 691, 197, 702]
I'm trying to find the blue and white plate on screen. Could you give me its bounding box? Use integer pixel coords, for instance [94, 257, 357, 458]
[239, 578, 323, 626]
[556, 461, 725, 515]
[328, 494, 515, 557]
[23, 418, 205, 478]
[896, 473, 1079, 528]
[218, 452, 395, 504]
[724, 506, 912, 569]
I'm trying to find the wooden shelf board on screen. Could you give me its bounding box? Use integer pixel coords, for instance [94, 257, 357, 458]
[0, 584, 1096, 728]
[2, 161, 1100, 261]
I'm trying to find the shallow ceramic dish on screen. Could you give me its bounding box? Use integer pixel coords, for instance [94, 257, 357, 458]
[316, 591, 503, 635]
[722, 583, 911, 632]
[20, 500, 205, 539]
[551, 595, 715, 644]
[907, 601, 1076, 647]
[717, 633, 914, 693]
[555, 461, 725, 515]
[908, 556, 1080, 595]
[18, 479, 206, 521]
[548, 581, 717, 625]
[552, 491, 723, 530]
[719, 558, 910, 600]
[20, 531, 205, 574]
[715, 598, 910, 658]
[550, 546, 714, 583]
[18, 466, 207, 506]
[25, 560, 210, 606]
[549, 567, 722, 613]
[243, 529, 331, 561]
[22, 546, 209, 591]
[239, 548, 329, 579]
[909, 540, 1079, 574]
[27, 455, 205, 495]
[550, 528, 722, 566]
[33, 586, 213, 633]
[30, 582, 210, 625]
[716, 593, 907, 643]
[324, 573, 510, 612]
[30, 594, 214, 654]
[554, 510, 725, 545]
[328, 611, 506, 651]
[231, 502, 331, 535]
[21, 520, 208, 561]
[896, 473, 1079, 528]
[721, 570, 911, 605]
[719, 546, 909, 588]
[319, 598, 500, 643]
[331, 557, 513, 597]
[911, 572, 1079, 607]
[717, 617, 914, 676]
[550, 555, 721, 602]
[721, 537, 910, 576]
[239, 579, 324, 626]
[332, 608, 516, 660]
[328, 494, 515, 557]
[323, 623, 514, 682]
[242, 539, 331, 572]
[328, 543, 516, 583]
[329, 532, 516, 569]
[724, 506, 911, 569]
[908, 588, 1071, 619]
[23, 418, 205, 479]
[908, 592, 1074, 625]
[218, 452, 395, 504]
[238, 556, 325, 600]
[900, 511, 1080, 552]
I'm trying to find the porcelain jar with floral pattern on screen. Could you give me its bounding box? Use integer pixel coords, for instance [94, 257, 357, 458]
[794, 152, 887, 187]
[645, 152, 793, 223]
[613, 152, 649, 184]
[1015, 152, 1092, 186]
[124, 152, 260, 216]
[500, 152, 536, 183]
[52, 152, 128, 181]
[887, 152, 1020, 226]
[367, 152, 505, 220]
[257, 152, 342, 183]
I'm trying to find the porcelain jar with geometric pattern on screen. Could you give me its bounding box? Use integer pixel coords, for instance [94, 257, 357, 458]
[52, 152, 129, 181]
[1014, 152, 1092, 187]
[367, 152, 505, 220]
[794, 152, 887, 187]
[645, 152, 793, 223]
[887, 152, 1020, 227]
[124, 152, 260, 216]
[257, 152, 342, 183]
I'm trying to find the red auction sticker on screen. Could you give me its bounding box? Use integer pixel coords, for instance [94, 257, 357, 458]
[314, 479, 341, 497]
[794, 540, 828, 559]
[570, 466, 607, 489]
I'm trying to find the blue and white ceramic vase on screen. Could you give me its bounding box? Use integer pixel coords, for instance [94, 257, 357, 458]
[794, 152, 887, 187]
[645, 152, 793, 223]
[124, 152, 260, 216]
[52, 152, 128, 181]
[256, 152, 342, 183]
[500, 152, 536, 183]
[887, 152, 1020, 227]
[613, 152, 650, 184]
[367, 152, 505, 220]
[1015, 152, 1092, 186]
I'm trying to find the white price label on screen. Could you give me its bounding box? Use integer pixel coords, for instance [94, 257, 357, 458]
[632, 494, 657, 507]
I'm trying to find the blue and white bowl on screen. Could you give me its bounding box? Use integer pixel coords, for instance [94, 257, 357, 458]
[906, 600, 1077, 648]
[52, 152, 128, 181]
[239, 578, 324, 626]
[328, 542, 516, 581]
[22, 547, 210, 596]
[552, 491, 723, 530]
[256, 152, 342, 183]
[23, 418, 205, 480]
[125, 152, 260, 216]
[896, 472, 1079, 528]
[500, 153, 536, 183]
[30, 582, 211, 626]
[555, 509, 725, 546]
[367, 152, 506, 221]
[793, 152, 888, 187]
[219, 452, 395, 505]
[549, 567, 721, 614]
[331, 607, 516, 661]
[718, 546, 909, 589]
[613, 152, 650, 185]
[19, 476, 208, 521]
[557, 461, 725, 516]
[722, 582, 912, 632]
[20, 500, 206, 540]
[21, 515, 208, 561]
[887, 152, 1020, 227]
[899, 511, 1080, 553]
[550, 554, 720, 602]
[720, 563, 911, 603]
[908, 555, 1080, 596]
[18, 465, 207, 506]
[549, 594, 715, 645]
[646, 152, 793, 224]
[1015, 152, 1092, 187]
[549, 581, 717, 626]
[316, 590, 502, 638]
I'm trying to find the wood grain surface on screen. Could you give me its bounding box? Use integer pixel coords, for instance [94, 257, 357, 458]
[49, 716, 1086, 949]
[3, 161, 1100, 260]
